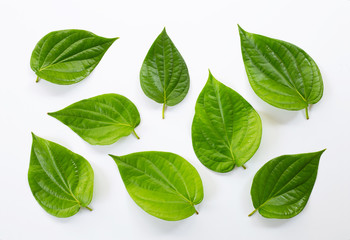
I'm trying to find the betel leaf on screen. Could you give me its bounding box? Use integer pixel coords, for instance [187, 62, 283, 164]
[110, 151, 204, 221]
[30, 29, 117, 85]
[48, 93, 140, 145]
[28, 133, 94, 218]
[140, 28, 190, 119]
[249, 149, 325, 219]
[238, 25, 323, 119]
[192, 72, 262, 173]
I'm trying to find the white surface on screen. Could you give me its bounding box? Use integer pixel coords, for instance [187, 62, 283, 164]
[0, 0, 349, 239]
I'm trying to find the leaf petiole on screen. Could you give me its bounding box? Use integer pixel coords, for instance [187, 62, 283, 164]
[85, 206, 93, 211]
[132, 129, 140, 139]
[162, 103, 166, 119]
[36, 76, 40, 83]
[248, 208, 258, 217]
[305, 107, 309, 120]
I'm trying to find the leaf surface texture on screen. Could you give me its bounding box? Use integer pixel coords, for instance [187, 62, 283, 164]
[28, 133, 94, 218]
[30, 29, 117, 84]
[239, 26, 323, 117]
[250, 150, 325, 218]
[192, 72, 262, 172]
[110, 151, 203, 221]
[48, 93, 140, 145]
[140, 28, 190, 118]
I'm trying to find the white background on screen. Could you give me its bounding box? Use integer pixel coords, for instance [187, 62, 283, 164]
[0, 0, 349, 239]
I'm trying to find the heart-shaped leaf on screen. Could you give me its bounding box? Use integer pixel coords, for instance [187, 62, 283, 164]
[48, 93, 140, 145]
[28, 133, 94, 218]
[249, 149, 325, 219]
[192, 72, 262, 173]
[30, 29, 117, 85]
[140, 28, 190, 119]
[110, 151, 204, 221]
[238, 25, 323, 119]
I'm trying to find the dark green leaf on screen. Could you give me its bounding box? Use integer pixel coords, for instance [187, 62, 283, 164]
[249, 149, 325, 219]
[110, 151, 204, 221]
[48, 93, 140, 145]
[30, 29, 117, 85]
[140, 28, 190, 118]
[238, 25, 323, 119]
[28, 133, 94, 218]
[192, 72, 262, 173]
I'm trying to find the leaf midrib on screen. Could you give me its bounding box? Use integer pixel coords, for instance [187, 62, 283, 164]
[52, 105, 134, 128]
[212, 80, 240, 166]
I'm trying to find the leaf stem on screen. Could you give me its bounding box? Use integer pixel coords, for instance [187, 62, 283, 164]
[132, 129, 140, 139]
[305, 107, 309, 120]
[194, 207, 199, 215]
[162, 103, 166, 119]
[85, 206, 93, 211]
[248, 208, 257, 217]
[242, 165, 246, 170]
[36, 76, 40, 83]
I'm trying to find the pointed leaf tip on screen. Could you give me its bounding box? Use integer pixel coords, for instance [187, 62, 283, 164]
[237, 24, 245, 33]
[161, 27, 167, 35]
[109, 154, 121, 163]
[317, 149, 326, 156]
[31, 132, 40, 141]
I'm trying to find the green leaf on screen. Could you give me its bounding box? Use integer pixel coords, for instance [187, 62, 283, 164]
[238, 25, 323, 119]
[192, 72, 262, 173]
[140, 28, 190, 119]
[48, 93, 140, 145]
[28, 133, 94, 218]
[249, 149, 325, 219]
[110, 151, 204, 221]
[30, 29, 117, 85]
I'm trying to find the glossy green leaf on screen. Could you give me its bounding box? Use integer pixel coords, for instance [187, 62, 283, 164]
[140, 28, 190, 119]
[192, 72, 262, 173]
[48, 93, 140, 145]
[28, 133, 94, 218]
[30, 29, 117, 85]
[249, 149, 325, 219]
[110, 151, 204, 221]
[238, 25, 323, 119]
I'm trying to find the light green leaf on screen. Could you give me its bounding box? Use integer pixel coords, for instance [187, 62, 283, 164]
[238, 25, 323, 119]
[140, 28, 190, 119]
[48, 93, 140, 145]
[192, 72, 262, 173]
[28, 133, 94, 218]
[110, 151, 204, 221]
[249, 149, 325, 219]
[30, 29, 117, 85]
